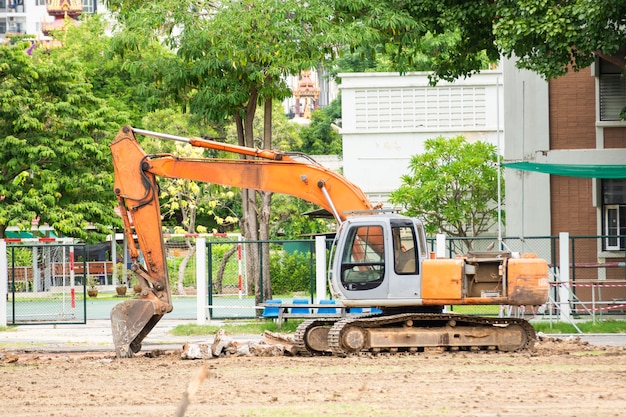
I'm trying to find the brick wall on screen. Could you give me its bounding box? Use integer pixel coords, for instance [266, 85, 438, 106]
[550, 176, 596, 235]
[548, 69, 597, 235]
[549, 70, 596, 150]
[604, 127, 626, 148]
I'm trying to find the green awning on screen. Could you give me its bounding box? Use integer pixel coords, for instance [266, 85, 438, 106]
[503, 162, 626, 179]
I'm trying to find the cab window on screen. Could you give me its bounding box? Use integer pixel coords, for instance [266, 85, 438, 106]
[340, 225, 385, 291]
[392, 226, 418, 274]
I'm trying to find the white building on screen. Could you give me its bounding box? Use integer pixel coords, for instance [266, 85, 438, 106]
[0, 0, 102, 40]
[338, 70, 505, 206]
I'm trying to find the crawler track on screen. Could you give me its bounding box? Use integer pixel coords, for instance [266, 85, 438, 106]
[295, 313, 536, 357]
[294, 318, 339, 356]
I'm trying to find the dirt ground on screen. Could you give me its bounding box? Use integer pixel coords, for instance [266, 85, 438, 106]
[1, 337, 625, 417]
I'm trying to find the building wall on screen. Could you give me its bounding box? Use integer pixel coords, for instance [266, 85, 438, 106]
[550, 176, 596, 235]
[502, 58, 551, 237]
[548, 69, 597, 236]
[549, 69, 596, 150]
[505, 56, 626, 243]
[605, 127, 626, 148]
[339, 71, 504, 206]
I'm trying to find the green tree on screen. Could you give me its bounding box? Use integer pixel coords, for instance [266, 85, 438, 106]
[52, 14, 169, 125]
[493, 1, 626, 78]
[108, 0, 346, 302]
[0, 42, 128, 241]
[269, 194, 332, 240]
[298, 97, 343, 155]
[389, 136, 503, 248]
[335, 0, 626, 81]
[331, 1, 499, 82]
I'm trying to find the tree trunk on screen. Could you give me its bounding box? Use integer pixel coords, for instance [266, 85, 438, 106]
[235, 90, 265, 305]
[176, 238, 196, 295]
[259, 97, 273, 301]
[259, 191, 272, 301]
[215, 245, 237, 294]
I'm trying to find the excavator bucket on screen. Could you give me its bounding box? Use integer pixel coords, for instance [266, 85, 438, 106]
[111, 299, 164, 358]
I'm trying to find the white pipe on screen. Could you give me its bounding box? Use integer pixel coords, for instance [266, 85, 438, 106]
[436, 234, 446, 258]
[315, 235, 327, 303]
[0, 240, 7, 326]
[132, 128, 191, 143]
[318, 182, 343, 224]
[196, 237, 207, 325]
[558, 232, 572, 322]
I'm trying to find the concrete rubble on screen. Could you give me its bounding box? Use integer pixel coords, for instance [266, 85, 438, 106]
[181, 329, 297, 359]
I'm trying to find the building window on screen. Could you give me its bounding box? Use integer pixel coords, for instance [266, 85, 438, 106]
[603, 179, 626, 250]
[0, 21, 6, 34]
[0, 0, 6, 10]
[36, 0, 45, 5]
[599, 58, 626, 121]
[83, 0, 95, 14]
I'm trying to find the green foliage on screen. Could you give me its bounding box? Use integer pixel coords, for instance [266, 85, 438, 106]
[170, 319, 303, 336]
[269, 250, 312, 294]
[269, 195, 332, 240]
[110, 0, 337, 124]
[332, 1, 499, 82]
[493, 1, 626, 79]
[7, 248, 32, 267]
[298, 98, 343, 155]
[52, 14, 150, 125]
[331, 31, 492, 82]
[335, 0, 626, 81]
[390, 136, 503, 239]
[0, 42, 128, 242]
[224, 102, 303, 152]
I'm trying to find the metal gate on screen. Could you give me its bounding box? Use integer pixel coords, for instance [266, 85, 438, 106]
[6, 242, 87, 324]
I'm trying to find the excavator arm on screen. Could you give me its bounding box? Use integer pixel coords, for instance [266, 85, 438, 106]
[110, 125, 373, 357]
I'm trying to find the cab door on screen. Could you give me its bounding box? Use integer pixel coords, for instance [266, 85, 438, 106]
[386, 219, 422, 299]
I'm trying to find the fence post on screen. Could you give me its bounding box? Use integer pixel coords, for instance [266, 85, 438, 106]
[196, 237, 207, 325]
[559, 232, 572, 322]
[436, 234, 446, 258]
[315, 235, 327, 303]
[0, 240, 6, 326]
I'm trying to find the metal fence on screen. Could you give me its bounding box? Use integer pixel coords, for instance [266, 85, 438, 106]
[4, 234, 625, 324]
[206, 239, 315, 319]
[5, 243, 87, 324]
[429, 235, 626, 318]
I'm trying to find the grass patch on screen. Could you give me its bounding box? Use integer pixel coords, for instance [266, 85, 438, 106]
[172, 318, 626, 336]
[0, 326, 17, 332]
[170, 319, 304, 336]
[532, 319, 626, 334]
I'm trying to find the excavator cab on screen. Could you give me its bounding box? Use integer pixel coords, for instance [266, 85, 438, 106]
[329, 214, 429, 306]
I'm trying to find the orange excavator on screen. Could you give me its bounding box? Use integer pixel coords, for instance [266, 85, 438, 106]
[110, 126, 549, 358]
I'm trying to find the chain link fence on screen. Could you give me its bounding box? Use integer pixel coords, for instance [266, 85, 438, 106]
[564, 235, 626, 319]
[5, 242, 87, 324]
[206, 239, 315, 319]
[4, 234, 624, 323]
[161, 234, 626, 320]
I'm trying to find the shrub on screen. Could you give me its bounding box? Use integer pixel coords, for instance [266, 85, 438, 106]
[269, 250, 312, 294]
